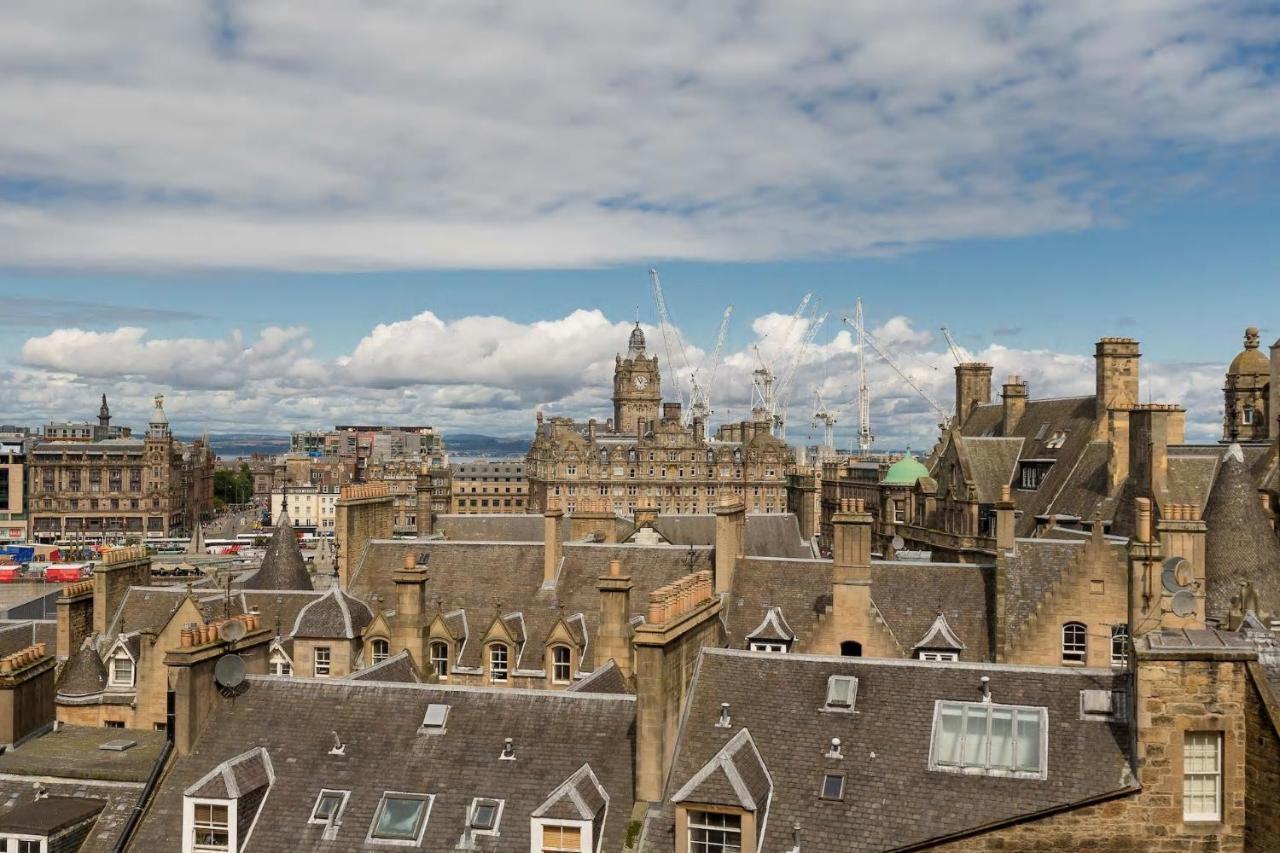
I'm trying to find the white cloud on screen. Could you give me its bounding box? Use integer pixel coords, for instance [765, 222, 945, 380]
[0, 1, 1276, 269]
[7, 305, 1232, 448]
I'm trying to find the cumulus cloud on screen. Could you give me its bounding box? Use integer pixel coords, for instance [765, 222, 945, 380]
[7, 305, 1233, 448]
[0, 1, 1277, 269]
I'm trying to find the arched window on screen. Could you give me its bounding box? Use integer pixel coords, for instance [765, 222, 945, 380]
[550, 645, 572, 684]
[370, 638, 390, 665]
[839, 640, 862, 658]
[430, 641, 450, 680]
[1062, 622, 1087, 664]
[489, 644, 509, 683]
[1110, 624, 1129, 668]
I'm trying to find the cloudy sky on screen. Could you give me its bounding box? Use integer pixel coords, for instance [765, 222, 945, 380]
[1, 1, 1278, 448]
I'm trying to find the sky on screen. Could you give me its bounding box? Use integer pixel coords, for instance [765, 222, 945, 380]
[1, 1, 1279, 448]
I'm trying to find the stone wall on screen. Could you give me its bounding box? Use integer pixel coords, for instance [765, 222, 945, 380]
[335, 485, 394, 588]
[1245, 663, 1280, 850]
[56, 581, 94, 659]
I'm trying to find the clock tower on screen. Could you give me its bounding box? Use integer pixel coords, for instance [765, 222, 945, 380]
[613, 323, 662, 433]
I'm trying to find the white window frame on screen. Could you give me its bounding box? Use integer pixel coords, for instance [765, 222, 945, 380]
[108, 649, 135, 688]
[917, 651, 958, 662]
[314, 646, 332, 678]
[533, 818, 591, 853]
[183, 797, 236, 853]
[1110, 624, 1129, 668]
[820, 772, 845, 801]
[1242, 407, 1255, 425]
[749, 641, 787, 653]
[5, 836, 47, 853]
[489, 644, 509, 683]
[466, 797, 504, 837]
[366, 791, 433, 846]
[270, 652, 293, 677]
[550, 646, 572, 685]
[308, 789, 351, 826]
[685, 810, 742, 853]
[1061, 622, 1087, 664]
[928, 699, 1048, 779]
[824, 675, 857, 711]
[1182, 731, 1223, 822]
[430, 641, 450, 680]
[371, 638, 390, 665]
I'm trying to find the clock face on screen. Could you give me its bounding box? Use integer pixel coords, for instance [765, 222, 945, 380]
[632, 374, 650, 390]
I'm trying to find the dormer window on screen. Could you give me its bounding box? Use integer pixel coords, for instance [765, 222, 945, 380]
[185, 800, 232, 853]
[1045, 430, 1068, 450]
[538, 823, 586, 852]
[1018, 461, 1052, 490]
[825, 675, 857, 711]
[1243, 407, 1255, 425]
[270, 651, 292, 677]
[109, 649, 134, 688]
[489, 644, 509, 683]
[550, 646, 572, 685]
[687, 811, 741, 853]
[430, 642, 450, 680]
[371, 639, 390, 665]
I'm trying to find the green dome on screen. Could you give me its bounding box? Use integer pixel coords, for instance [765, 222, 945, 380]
[882, 454, 928, 486]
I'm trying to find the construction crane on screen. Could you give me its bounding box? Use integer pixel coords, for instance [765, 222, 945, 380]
[940, 325, 971, 366]
[649, 268, 694, 412]
[686, 305, 733, 425]
[811, 388, 839, 451]
[750, 293, 813, 422]
[773, 306, 827, 440]
[853, 298, 874, 454]
[842, 308, 952, 432]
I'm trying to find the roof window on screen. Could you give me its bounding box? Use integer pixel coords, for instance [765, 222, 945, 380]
[824, 675, 857, 711]
[368, 792, 432, 844]
[1034, 422, 1050, 440]
[820, 773, 845, 800]
[421, 704, 449, 733]
[309, 789, 349, 826]
[929, 700, 1047, 778]
[468, 798, 503, 834]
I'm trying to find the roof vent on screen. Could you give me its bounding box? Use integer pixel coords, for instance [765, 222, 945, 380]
[98, 739, 136, 752]
[500, 737, 515, 761]
[421, 704, 449, 733]
[980, 675, 991, 703]
[825, 737, 842, 759]
[329, 731, 346, 756]
[716, 703, 732, 728]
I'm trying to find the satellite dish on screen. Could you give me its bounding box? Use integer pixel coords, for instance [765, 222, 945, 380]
[214, 654, 247, 690]
[1170, 589, 1198, 618]
[891, 536, 905, 551]
[218, 620, 246, 644]
[1161, 557, 1193, 593]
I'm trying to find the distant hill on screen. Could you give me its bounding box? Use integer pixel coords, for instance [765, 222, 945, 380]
[444, 433, 530, 458]
[184, 433, 290, 458]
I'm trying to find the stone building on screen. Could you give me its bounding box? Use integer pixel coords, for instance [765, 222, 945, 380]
[0, 431, 29, 543]
[449, 460, 527, 514]
[1223, 326, 1280, 442]
[527, 324, 793, 517]
[27, 396, 214, 542]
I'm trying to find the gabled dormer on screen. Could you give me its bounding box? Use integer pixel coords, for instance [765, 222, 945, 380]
[671, 728, 772, 853]
[426, 606, 467, 682]
[361, 611, 394, 668]
[912, 611, 966, 662]
[480, 609, 520, 685]
[531, 763, 610, 853]
[544, 612, 587, 687]
[181, 747, 274, 853]
[104, 632, 141, 691]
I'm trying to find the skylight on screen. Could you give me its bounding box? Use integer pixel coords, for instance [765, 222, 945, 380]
[929, 700, 1046, 778]
[421, 704, 449, 731]
[825, 675, 857, 711]
[469, 798, 502, 833]
[309, 790, 349, 825]
[369, 793, 432, 843]
[820, 773, 845, 800]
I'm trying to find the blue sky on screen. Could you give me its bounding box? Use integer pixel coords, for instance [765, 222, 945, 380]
[1, 1, 1278, 445]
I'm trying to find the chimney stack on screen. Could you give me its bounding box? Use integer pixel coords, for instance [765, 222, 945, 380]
[1001, 376, 1027, 435]
[995, 485, 1016, 552]
[829, 499, 874, 657]
[596, 559, 634, 680]
[393, 554, 430, 671]
[954, 363, 993, 429]
[713, 498, 745, 594]
[543, 499, 564, 587]
[1094, 337, 1141, 438]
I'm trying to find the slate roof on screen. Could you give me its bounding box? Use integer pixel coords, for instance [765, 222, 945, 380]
[954, 437, 1024, 504]
[650, 513, 813, 558]
[723, 557, 995, 661]
[566, 659, 630, 695]
[644, 649, 1132, 852]
[56, 637, 108, 699]
[351, 540, 710, 672]
[347, 650, 421, 683]
[129, 677, 636, 853]
[435, 514, 546, 542]
[0, 795, 104, 835]
[242, 511, 314, 591]
[1203, 444, 1280, 620]
[954, 396, 1103, 536]
[291, 587, 374, 640]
